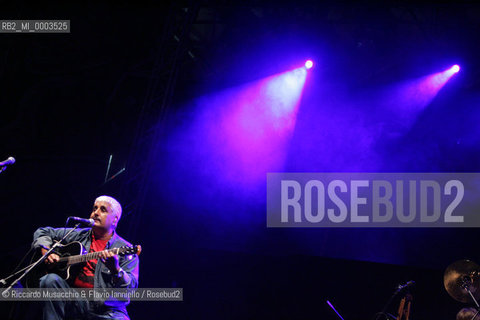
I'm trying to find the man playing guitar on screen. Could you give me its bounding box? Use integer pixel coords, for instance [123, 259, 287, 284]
[32, 195, 140, 320]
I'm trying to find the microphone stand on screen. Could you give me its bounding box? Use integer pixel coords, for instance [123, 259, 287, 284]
[460, 276, 480, 320]
[472, 310, 480, 320]
[373, 282, 413, 320]
[1, 223, 82, 293]
[0, 262, 39, 287]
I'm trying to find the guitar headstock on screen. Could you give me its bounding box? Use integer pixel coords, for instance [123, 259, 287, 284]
[118, 245, 142, 257]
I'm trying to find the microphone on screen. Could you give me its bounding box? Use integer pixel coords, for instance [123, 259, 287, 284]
[394, 280, 415, 294]
[67, 216, 95, 227]
[0, 157, 15, 167]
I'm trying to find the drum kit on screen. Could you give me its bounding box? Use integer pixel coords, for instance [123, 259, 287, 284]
[325, 259, 480, 320]
[444, 260, 480, 320]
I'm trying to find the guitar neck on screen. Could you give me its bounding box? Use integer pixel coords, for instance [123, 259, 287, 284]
[60, 247, 121, 266]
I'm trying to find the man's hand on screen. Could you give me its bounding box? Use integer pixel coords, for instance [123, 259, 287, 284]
[41, 248, 60, 265]
[99, 251, 120, 274]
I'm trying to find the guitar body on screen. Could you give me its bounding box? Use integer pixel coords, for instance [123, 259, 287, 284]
[26, 241, 86, 288]
[26, 241, 141, 288]
[49, 241, 87, 281]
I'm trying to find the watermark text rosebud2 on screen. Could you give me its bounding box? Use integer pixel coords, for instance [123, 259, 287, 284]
[267, 173, 480, 227]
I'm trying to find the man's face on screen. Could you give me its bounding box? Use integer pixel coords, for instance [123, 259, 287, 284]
[90, 200, 118, 232]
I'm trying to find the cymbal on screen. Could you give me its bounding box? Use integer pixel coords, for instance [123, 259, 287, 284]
[444, 260, 480, 303]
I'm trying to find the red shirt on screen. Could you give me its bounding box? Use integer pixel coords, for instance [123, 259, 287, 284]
[73, 235, 109, 288]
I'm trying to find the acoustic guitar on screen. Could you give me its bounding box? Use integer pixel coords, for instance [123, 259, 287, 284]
[26, 241, 141, 287]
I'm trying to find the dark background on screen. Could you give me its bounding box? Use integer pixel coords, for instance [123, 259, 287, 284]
[1, 1, 480, 319]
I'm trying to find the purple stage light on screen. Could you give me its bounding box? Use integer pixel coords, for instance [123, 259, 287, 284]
[443, 64, 461, 78]
[305, 60, 313, 69]
[175, 66, 308, 186]
[383, 64, 461, 125]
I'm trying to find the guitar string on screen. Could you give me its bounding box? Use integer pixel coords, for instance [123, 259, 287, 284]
[61, 247, 132, 265]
